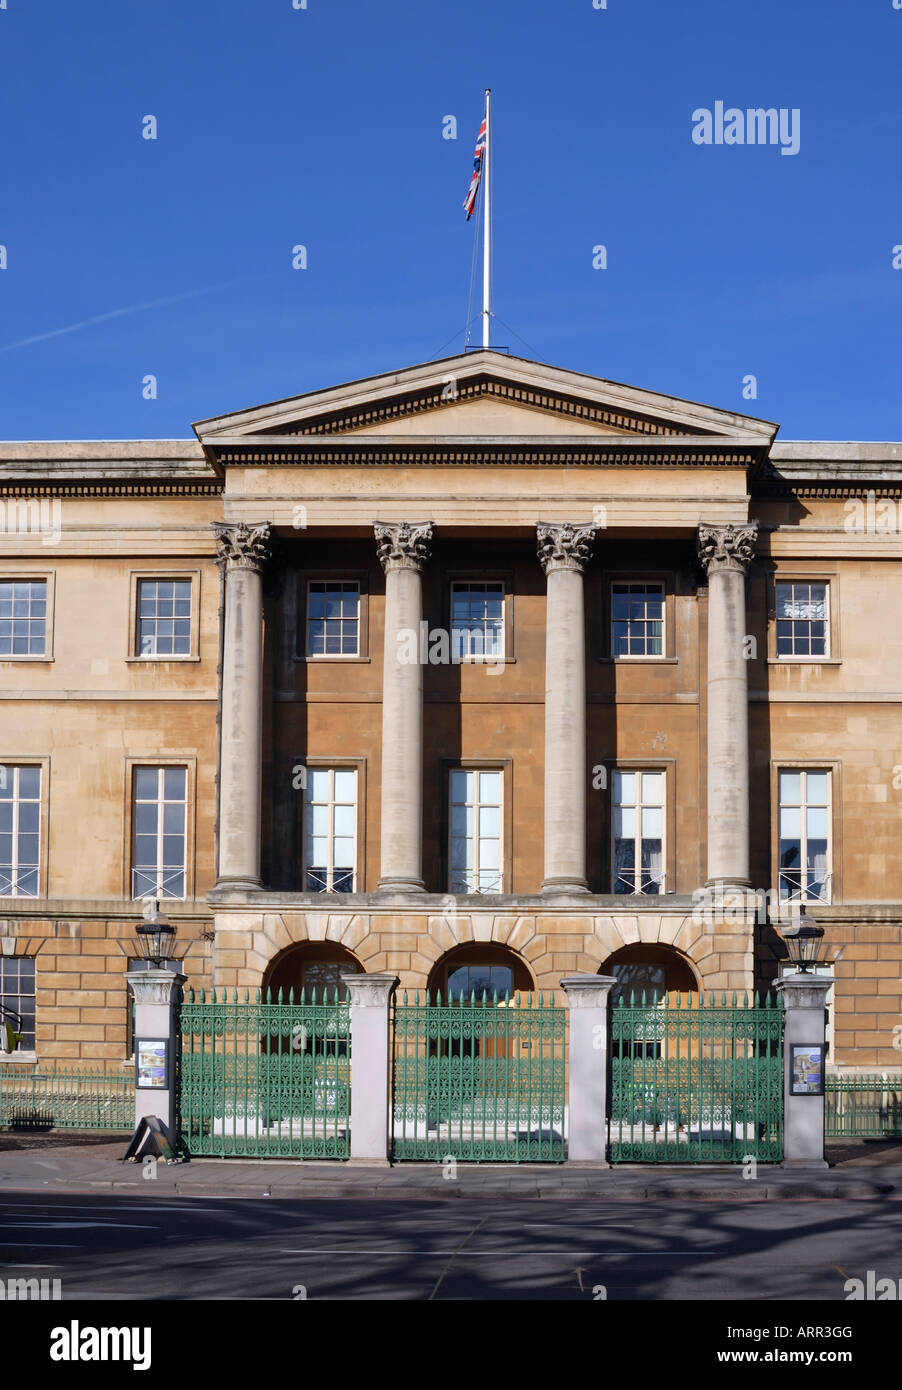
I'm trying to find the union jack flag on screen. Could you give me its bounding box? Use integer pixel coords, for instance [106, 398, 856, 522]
[463, 116, 487, 220]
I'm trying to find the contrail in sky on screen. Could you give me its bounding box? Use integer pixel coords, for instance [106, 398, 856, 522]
[0, 279, 247, 353]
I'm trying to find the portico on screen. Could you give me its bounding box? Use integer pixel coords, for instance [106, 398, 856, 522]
[197, 350, 775, 1003]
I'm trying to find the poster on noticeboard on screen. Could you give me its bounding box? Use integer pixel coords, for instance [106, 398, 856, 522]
[790, 1043, 825, 1096]
[136, 1039, 168, 1089]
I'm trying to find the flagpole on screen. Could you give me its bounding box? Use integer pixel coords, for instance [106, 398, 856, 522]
[482, 87, 491, 348]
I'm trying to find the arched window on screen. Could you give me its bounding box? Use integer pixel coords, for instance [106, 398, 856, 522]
[260, 944, 362, 1063]
[429, 943, 533, 1003]
[264, 942, 363, 1004]
[602, 944, 698, 1005]
[424, 946, 533, 1060]
[603, 945, 699, 1060]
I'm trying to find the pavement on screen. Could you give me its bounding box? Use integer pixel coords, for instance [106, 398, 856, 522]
[0, 1132, 900, 1200]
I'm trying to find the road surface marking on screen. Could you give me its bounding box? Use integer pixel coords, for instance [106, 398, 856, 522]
[277, 1248, 717, 1256]
[428, 1216, 489, 1301]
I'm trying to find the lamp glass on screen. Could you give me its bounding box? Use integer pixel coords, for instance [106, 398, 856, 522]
[135, 902, 177, 964]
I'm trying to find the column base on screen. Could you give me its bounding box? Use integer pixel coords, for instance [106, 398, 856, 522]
[376, 877, 425, 895]
[347, 1157, 392, 1168]
[704, 877, 752, 890]
[565, 1158, 610, 1170]
[541, 877, 590, 897]
[780, 1158, 829, 1169]
[215, 875, 263, 891]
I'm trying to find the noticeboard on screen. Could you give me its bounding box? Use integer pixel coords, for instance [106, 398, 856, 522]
[136, 1038, 169, 1090]
[790, 1043, 825, 1096]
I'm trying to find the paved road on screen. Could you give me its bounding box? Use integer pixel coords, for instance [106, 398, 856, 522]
[0, 1192, 899, 1300]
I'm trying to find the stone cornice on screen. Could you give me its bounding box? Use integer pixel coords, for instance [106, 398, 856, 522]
[262, 377, 697, 438]
[202, 889, 902, 926]
[753, 450, 902, 498]
[754, 481, 902, 499]
[0, 442, 220, 494]
[211, 440, 762, 469]
[0, 481, 221, 498]
[0, 898, 212, 921]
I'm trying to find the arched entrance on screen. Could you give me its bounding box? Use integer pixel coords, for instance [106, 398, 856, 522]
[603, 944, 701, 1072]
[601, 944, 698, 1005]
[422, 944, 534, 1062]
[263, 942, 363, 1003]
[427, 943, 534, 1002]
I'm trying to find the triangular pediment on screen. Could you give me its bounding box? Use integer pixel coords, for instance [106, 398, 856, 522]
[193, 350, 777, 448]
[336, 393, 644, 437]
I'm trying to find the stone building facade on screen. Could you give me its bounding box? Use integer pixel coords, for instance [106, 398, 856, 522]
[1, 351, 900, 1071]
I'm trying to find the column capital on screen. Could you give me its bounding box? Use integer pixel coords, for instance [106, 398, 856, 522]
[536, 521, 596, 575]
[213, 521, 272, 574]
[374, 521, 434, 573]
[126, 967, 184, 1006]
[560, 973, 618, 1008]
[341, 972, 399, 1007]
[697, 521, 758, 576]
[774, 974, 834, 1009]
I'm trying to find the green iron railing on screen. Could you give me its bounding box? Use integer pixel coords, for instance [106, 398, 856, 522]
[826, 1074, 902, 1138]
[179, 988, 351, 1158]
[0, 1066, 134, 1131]
[609, 991, 784, 1163]
[392, 991, 566, 1162]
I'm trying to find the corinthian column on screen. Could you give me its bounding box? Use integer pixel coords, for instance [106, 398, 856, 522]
[374, 521, 433, 893]
[213, 521, 271, 888]
[537, 521, 596, 894]
[697, 521, 758, 888]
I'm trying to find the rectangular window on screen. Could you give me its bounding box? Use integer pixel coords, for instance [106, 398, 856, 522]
[131, 766, 187, 899]
[778, 769, 831, 902]
[0, 580, 46, 657]
[306, 582, 360, 657]
[611, 583, 664, 658]
[449, 769, 502, 893]
[775, 582, 828, 657]
[613, 770, 665, 895]
[0, 957, 35, 1052]
[136, 578, 192, 657]
[0, 765, 41, 897]
[450, 582, 505, 660]
[304, 768, 357, 892]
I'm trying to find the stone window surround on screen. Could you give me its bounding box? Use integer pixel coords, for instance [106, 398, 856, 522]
[437, 757, 514, 896]
[293, 569, 371, 663]
[122, 755, 197, 903]
[293, 755, 368, 895]
[766, 567, 841, 664]
[0, 952, 36, 1055]
[0, 755, 50, 901]
[769, 759, 841, 906]
[594, 570, 678, 663]
[598, 758, 677, 897]
[0, 571, 55, 663]
[441, 568, 516, 664]
[126, 568, 202, 663]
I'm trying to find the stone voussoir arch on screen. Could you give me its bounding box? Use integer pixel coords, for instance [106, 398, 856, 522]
[585, 912, 725, 992]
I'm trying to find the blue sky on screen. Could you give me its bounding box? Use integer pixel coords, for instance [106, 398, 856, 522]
[1, 0, 900, 441]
